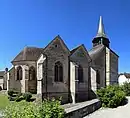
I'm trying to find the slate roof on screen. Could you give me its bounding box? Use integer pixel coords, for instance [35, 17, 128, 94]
[12, 47, 44, 62]
[70, 45, 82, 55]
[88, 44, 119, 60]
[12, 35, 70, 63]
[88, 44, 105, 59]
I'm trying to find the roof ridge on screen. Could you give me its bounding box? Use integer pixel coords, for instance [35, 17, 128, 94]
[70, 44, 82, 55]
[23, 46, 43, 49]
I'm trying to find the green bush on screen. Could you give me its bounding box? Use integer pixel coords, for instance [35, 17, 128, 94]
[4, 101, 40, 118]
[39, 98, 65, 118]
[15, 93, 24, 102]
[15, 96, 24, 102]
[97, 85, 126, 108]
[4, 98, 65, 118]
[8, 90, 14, 97]
[8, 96, 15, 101]
[8, 91, 23, 102]
[8, 92, 33, 102]
[23, 92, 32, 102]
[121, 82, 130, 96]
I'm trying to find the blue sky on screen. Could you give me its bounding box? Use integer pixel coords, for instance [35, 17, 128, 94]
[0, 0, 129, 72]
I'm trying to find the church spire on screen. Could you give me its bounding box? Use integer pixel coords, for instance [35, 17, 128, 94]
[96, 16, 107, 38]
[92, 16, 110, 48]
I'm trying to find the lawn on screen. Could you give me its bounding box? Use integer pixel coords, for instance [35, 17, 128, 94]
[0, 94, 9, 110]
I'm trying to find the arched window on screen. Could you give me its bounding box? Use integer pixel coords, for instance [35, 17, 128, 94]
[17, 66, 22, 80]
[29, 66, 36, 80]
[78, 65, 83, 83]
[54, 61, 63, 82]
[96, 70, 100, 84]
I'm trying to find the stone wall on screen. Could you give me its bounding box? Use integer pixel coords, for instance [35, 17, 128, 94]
[42, 38, 70, 104]
[8, 67, 21, 91]
[110, 51, 118, 84]
[9, 61, 37, 93]
[70, 46, 90, 102]
[63, 99, 101, 118]
[106, 47, 118, 85]
[92, 48, 106, 88]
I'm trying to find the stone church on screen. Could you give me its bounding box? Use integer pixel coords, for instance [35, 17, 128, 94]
[5, 16, 118, 104]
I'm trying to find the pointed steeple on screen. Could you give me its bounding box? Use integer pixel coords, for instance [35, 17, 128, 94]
[92, 16, 110, 48]
[96, 16, 107, 38]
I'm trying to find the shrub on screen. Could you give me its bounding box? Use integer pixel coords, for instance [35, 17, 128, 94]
[8, 90, 14, 97]
[8, 91, 23, 102]
[15, 96, 24, 102]
[23, 92, 32, 102]
[8, 96, 15, 101]
[15, 93, 23, 102]
[4, 101, 40, 118]
[39, 98, 65, 118]
[4, 98, 65, 118]
[121, 82, 130, 96]
[97, 85, 126, 108]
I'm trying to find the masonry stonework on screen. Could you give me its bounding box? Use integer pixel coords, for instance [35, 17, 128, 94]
[6, 16, 119, 105]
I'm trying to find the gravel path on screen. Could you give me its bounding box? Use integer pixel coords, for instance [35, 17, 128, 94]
[84, 97, 130, 118]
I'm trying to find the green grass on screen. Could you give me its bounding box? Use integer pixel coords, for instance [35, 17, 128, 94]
[0, 94, 9, 110]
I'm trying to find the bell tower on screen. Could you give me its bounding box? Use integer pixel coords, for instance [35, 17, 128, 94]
[92, 16, 110, 48]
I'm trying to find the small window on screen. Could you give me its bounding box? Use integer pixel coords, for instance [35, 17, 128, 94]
[17, 66, 22, 80]
[78, 65, 83, 83]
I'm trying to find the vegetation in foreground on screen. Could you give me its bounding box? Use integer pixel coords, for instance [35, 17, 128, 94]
[96, 85, 127, 108]
[8, 90, 34, 102]
[2, 82, 130, 117]
[121, 82, 130, 96]
[4, 98, 65, 118]
[0, 94, 9, 110]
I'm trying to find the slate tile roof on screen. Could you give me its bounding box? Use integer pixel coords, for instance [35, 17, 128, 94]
[88, 44, 105, 59]
[70, 45, 82, 55]
[12, 47, 44, 62]
[88, 44, 119, 60]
